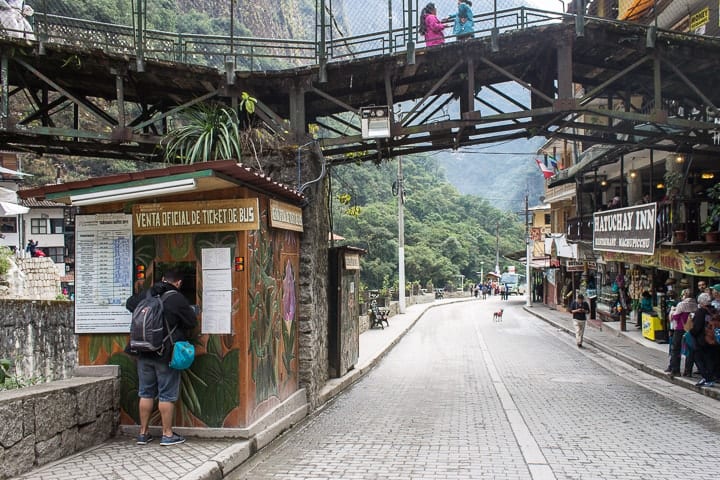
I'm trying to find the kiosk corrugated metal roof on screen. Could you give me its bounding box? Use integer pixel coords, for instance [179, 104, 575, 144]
[18, 160, 304, 204]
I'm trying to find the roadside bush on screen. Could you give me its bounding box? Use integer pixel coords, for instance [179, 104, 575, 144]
[0, 246, 12, 276]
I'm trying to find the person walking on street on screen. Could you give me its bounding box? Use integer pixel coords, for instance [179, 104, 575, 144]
[688, 292, 718, 386]
[419, 2, 446, 47]
[665, 288, 696, 376]
[569, 293, 590, 348]
[126, 270, 198, 446]
[710, 283, 720, 309]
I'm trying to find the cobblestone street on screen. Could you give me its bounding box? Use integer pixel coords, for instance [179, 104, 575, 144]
[230, 298, 720, 480]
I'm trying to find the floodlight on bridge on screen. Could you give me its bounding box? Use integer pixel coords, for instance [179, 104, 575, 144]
[360, 106, 391, 139]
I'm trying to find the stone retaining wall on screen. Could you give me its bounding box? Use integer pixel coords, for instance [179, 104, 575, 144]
[0, 300, 75, 381]
[0, 366, 120, 479]
[0, 257, 61, 300]
[359, 294, 435, 333]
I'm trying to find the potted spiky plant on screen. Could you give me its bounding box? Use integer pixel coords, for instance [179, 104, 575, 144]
[702, 183, 720, 242]
[663, 171, 686, 243]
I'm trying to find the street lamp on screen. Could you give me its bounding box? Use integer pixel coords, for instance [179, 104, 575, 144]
[455, 274, 465, 293]
[480, 261, 484, 283]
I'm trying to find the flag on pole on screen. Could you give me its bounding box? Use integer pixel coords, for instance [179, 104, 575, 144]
[535, 158, 554, 179]
[547, 155, 559, 171]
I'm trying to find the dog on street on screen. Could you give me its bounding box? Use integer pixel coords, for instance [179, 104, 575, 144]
[493, 309, 504, 322]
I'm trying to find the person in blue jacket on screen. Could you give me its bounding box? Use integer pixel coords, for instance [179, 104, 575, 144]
[447, 0, 474, 40]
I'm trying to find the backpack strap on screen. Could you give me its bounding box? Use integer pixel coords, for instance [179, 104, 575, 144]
[161, 290, 180, 347]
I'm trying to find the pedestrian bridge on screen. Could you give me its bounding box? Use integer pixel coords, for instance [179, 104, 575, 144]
[0, 1, 719, 165]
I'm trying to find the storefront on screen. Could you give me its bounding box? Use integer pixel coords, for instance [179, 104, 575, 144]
[20, 160, 305, 431]
[592, 202, 720, 336]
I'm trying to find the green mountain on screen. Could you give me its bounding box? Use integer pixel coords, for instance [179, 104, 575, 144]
[331, 155, 526, 291]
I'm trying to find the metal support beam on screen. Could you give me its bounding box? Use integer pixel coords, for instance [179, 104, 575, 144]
[661, 57, 718, 112]
[115, 72, 126, 129]
[14, 58, 116, 128]
[556, 39, 573, 100]
[406, 0, 415, 65]
[1, 56, 7, 130]
[133, 90, 220, 131]
[289, 83, 307, 143]
[135, 0, 145, 72]
[653, 53, 662, 114]
[478, 57, 554, 104]
[309, 86, 359, 115]
[579, 55, 650, 106]
[575, 0, 585, 37]
[318, 0, 328, 82]
[400, 60, 463, 126]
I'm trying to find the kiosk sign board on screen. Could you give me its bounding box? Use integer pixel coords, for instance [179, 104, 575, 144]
[132, 199, 259, 235]
[593, 202, 656, 255]
[269, 199, 303, 232]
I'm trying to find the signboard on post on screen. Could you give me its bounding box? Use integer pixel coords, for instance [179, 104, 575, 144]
[593, 202, 656, 255]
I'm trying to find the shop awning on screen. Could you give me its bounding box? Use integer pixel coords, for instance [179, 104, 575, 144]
[619, 0, 655, 21]
[19, 160, 304, 206]
[0, 165, 31, 177]
[0, 201, 29, 216]
[545, 234, 576, 259]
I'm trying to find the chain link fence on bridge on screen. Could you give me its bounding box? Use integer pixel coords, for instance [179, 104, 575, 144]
[0, 1, 715, 71]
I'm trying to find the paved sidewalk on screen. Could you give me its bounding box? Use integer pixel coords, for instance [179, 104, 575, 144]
[524, 302, 720, 402]
[14, 298, 717, 480]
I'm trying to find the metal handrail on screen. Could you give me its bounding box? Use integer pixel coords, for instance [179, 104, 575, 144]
[8, 7, 719, 72]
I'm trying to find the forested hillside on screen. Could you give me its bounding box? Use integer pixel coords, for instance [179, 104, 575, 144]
[331, 155, 525, 291]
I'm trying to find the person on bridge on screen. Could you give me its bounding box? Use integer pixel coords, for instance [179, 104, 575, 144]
[569, 293, 590, 348]
[0, 0, 35, 40]
[419, 3, 446, 47]
[447, 0, 474, 40]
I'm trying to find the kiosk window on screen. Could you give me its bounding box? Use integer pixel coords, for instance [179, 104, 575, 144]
[155, 261, 197, 306]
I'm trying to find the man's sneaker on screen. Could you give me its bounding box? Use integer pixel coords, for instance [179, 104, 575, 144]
[704, 380, 716, 387]
[160, 433, 186, 446]
[695, 378, 708, 387]
[136, 432, 153, 445]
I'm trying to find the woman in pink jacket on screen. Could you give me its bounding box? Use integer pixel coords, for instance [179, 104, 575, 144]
[419, 3, 445, 47]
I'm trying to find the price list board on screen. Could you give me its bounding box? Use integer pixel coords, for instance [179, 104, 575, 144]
[74, 214, 133, 333]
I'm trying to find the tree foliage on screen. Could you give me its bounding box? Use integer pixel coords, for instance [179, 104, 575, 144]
[331, 156, 526, 290]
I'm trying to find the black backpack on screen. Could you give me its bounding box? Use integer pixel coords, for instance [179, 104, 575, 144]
[129, 290, 178, 353]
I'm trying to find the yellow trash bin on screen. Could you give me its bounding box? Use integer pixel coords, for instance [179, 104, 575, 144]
[642, 312, 663, 341]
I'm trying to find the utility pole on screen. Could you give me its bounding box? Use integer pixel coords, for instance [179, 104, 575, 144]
[495, 223, 500, 275]
[397, 156, 406, 313]
[525, 193, 531, 307]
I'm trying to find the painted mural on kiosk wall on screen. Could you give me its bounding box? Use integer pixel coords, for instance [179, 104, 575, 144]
[80, 206, 300, 429]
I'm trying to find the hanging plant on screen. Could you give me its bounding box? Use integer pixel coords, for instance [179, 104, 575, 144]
[161, 103, 243, 164]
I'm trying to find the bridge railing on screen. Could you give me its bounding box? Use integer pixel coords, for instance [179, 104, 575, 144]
[3, 2, 717, 72]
